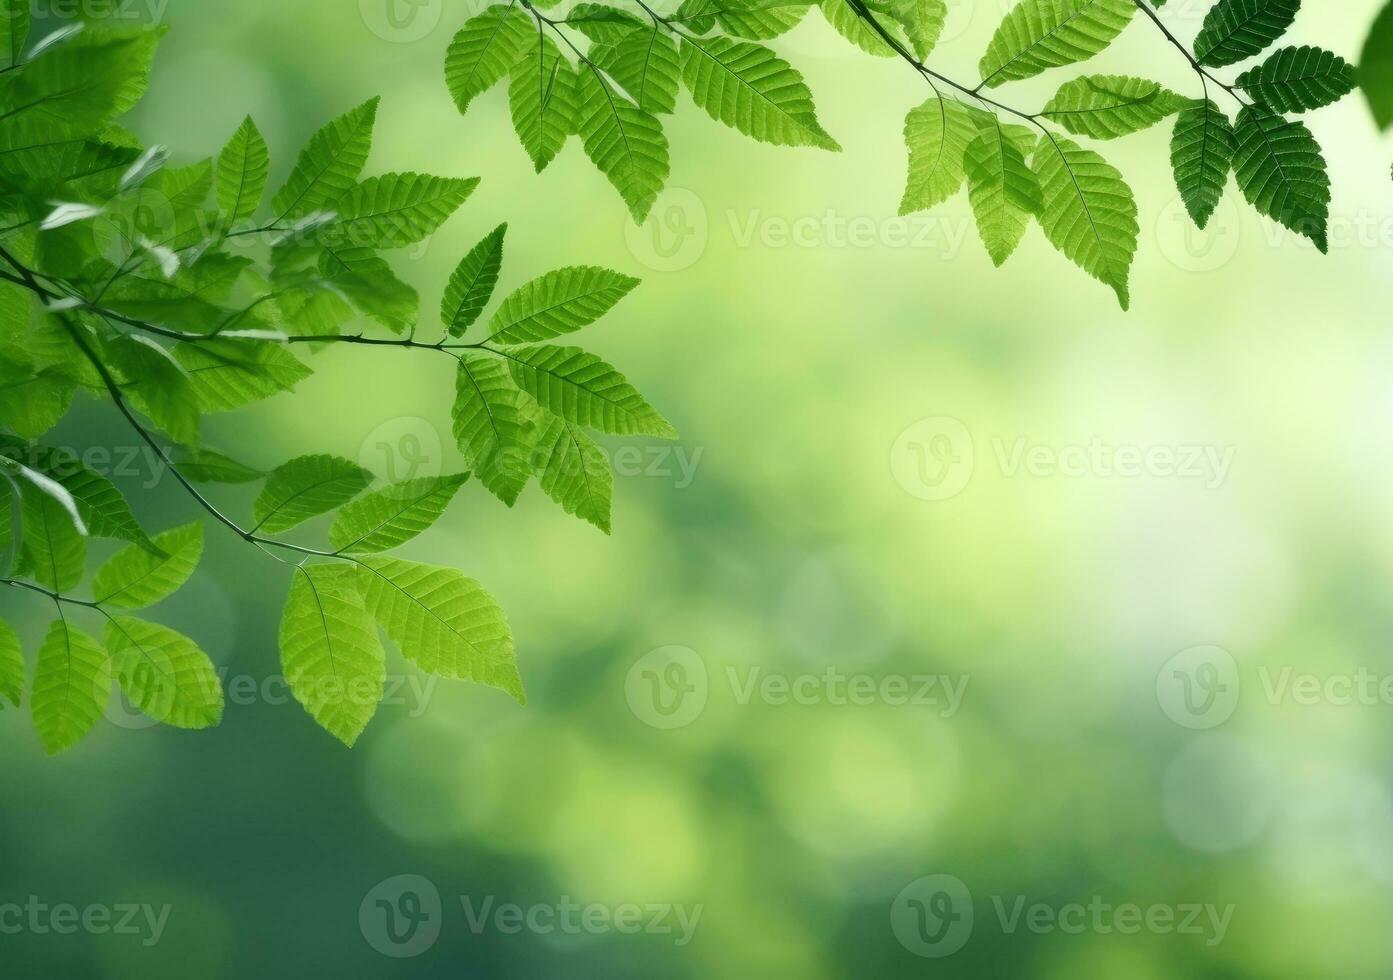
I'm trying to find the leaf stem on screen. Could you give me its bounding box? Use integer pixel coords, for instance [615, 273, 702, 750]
[2, 578, 103, 609]
[840, 0, 1049, 131]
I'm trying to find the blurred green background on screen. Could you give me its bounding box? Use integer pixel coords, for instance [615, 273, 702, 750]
[4, 0, 1393, 975]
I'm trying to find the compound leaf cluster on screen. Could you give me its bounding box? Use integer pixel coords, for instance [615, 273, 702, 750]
[0, 2, 673, 751]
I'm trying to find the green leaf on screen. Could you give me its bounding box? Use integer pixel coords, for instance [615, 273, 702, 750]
[1194, 0, 1301, 69]
[1033, 136, 1138, 310]
[452, 352, 538, 506]
[900, 95, 979, 215]
[0, 452, 85, 541]
[820, 0, 899, 57]
[1361, 0, 1393, 129]
[1040, 75, 1186, 139]
[32, 619, 109, 755]
[355, 556, 525, 703]
[567, 3, 646, 43]
[887, 0, 947, 60]
[1236, 46, 1357, 112]
[964, 121, 1041, 267]
[254, 454, 373, 534]
[716, 0, 812, 41]
[0, 352, 75, 438]
[174, 447, 265, 484]
[592, 25, 682, 115]
[0, 0, 29, 70]
[679, 35, 840, 150]
[1232, 104, 1330, 251]
[19, 478, 86, 591]
[535, 415, 613, 533]
[576, 68, 670, 223]
[328, 473, 469, 554]
[501, 344, 677, 438]
[272, 98, 380, 220]
[1170, 99, 1236, 229]
[0, 29, 163, 149]
[445, 5, 535, 115]
[332, 172, 478, 248]
[0, 615, 22, 708]
[103, 334, 201, 446]
[279, 564, 385, 746]
[318, 244, 419, 334]
[104, 616, 223, 729]
[92, 522, 203, 610]
[443, 223, 506, 337]
[216, 116, 270, 224]
[0, 477, 16, 579]
[979, 0, 1137, 88]
[174, 338, 313, 412]
[18, 446, 156, 552]
[508, 34, 579, 172]
[489, 266, 639, 344]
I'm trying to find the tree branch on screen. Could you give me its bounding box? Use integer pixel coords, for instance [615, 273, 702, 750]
[1132, 0, 1249, 107]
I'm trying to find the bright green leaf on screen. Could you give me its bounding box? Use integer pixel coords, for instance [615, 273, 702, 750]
[0, 615, 22, 708]
[443, 223, 506, 337]
[355, 555, 525, 703]
[104, 615, 223, 729]
[328, 473, 469, 554]
[174, 338, 312, 412]
[1033, 135, 1138, 309]
[592, 25, 682, 115]
[964, 121, 1040, 266]
[489, 265, 639, 344]
[508, 33, 579, 172]
[445, 5, 535, 115]
[1040, 75, 1187, 139]
[254, 454, 373, 534]
[452, 352, 537, 506]
[92, 522, 203, 609]
[279, 564, 385, 746]
[679, 35, 840, 150]
[32, 619, 109, 755]
[216, 115, 270, 224]
[501, 344, 677, 438]
[272, 98, 380, 220]
[576, 68, 670, 223]
[900, 95, 979, 215]
[332, 172, 479, 248]
[535, 414, 613, 533]
[979, 0, 1137, 89]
